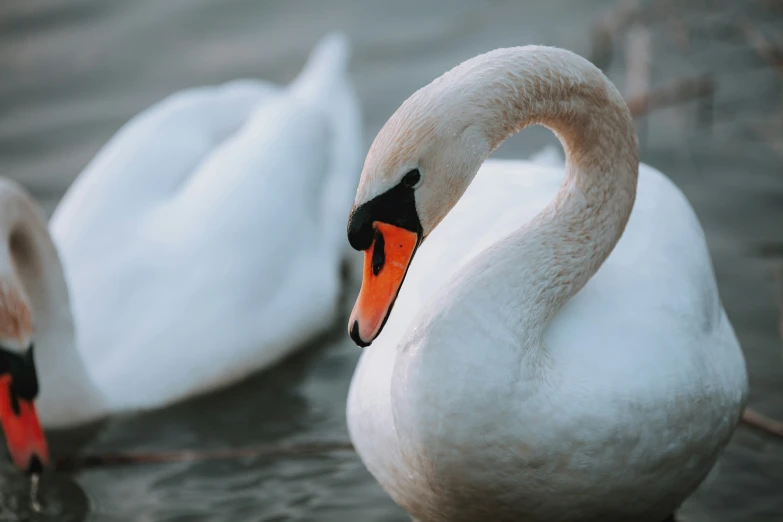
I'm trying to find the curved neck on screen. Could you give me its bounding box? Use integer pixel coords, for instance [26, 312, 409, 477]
[0, 182, 105, 426]
[455, 47, 639, 339]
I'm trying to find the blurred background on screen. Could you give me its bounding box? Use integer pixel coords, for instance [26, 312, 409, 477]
[1, 0, 782, 520]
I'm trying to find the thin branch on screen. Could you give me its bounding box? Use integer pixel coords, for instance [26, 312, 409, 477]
[54, 440, 355, 472]
[625, 24, 653, 144]
[625, 24, 652, 99]
[590, 0, 641, 70]
[741, 408, 783, 438]
[625, 75, 715, 119]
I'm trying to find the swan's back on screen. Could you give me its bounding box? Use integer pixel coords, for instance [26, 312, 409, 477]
[50, 34, 363, 411]
[49, 80, 277, 246]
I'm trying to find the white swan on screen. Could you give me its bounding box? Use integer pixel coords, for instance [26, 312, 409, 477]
[344, 45, 748, 522]
[0, 33, 361, 472]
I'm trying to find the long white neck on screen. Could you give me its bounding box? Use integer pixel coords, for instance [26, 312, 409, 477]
[438, 47, 639, 342]
[0, 180, 105, 427]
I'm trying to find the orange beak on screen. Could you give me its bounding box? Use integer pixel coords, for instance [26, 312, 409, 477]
[0, 375, 49, 473]
[348, 222, 420, 346]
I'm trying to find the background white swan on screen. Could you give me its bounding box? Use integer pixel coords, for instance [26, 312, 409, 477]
[344, 45, 748, 521]
[0, 33, 361, 473]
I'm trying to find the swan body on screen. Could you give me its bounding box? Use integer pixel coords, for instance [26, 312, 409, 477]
[0, 33, 362, 441]
[344, 46, 748, 522]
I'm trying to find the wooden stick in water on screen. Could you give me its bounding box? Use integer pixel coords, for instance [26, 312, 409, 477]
[625, 75, 715, 120]
[625, 23, 652, 145]
[55, 441, 355, 471]
[589, 0, 682, 70]
[738, 258, 783, 439]
[590, 0, 640, 70]
[741, 408, 783, 438]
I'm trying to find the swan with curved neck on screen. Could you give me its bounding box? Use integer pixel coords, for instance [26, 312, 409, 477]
[0, 178, 103, 472]
[0, 33, 361, 474]
[346, 46, 748, 521]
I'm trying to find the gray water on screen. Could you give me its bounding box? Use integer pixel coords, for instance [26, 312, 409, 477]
[1, 0, 782, 520]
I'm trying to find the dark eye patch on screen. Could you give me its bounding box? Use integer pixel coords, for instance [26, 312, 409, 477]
[0, 344, 39, 402]
[402, 169, 420, 188]
[347, 170, 423, 252]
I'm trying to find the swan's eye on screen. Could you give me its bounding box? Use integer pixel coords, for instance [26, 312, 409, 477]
[402, 169, 420, 188]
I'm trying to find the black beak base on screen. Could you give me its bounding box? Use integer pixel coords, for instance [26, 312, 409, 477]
[347, 178, 422, 252]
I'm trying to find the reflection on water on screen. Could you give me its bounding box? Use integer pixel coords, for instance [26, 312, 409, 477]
[73, 318, 403, 522]
[0, 468, 87, 522]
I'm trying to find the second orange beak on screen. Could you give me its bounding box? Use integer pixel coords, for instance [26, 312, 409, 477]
[0, 375, 49, 473]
